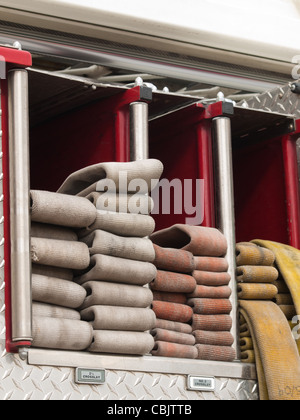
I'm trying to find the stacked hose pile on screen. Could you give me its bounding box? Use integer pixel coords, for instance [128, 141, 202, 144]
[30, 190, 97, 351]
[76, 234, 157, 356]
[253, 240, 300, 360]
[237, 241, 300, 400]
[149, 245, 197, 359]
[252, 240, 300, 358]
[236, 243, 278, 364]
[57, 159, 164, 356]
[189, 252, 235, 362]
[236, 242, 278, 364]
[151, 224, 236, 362]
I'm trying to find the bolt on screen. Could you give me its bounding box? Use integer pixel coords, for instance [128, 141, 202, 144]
[18, 347, 29, 361]
[135, 77, 143, 87]
[13, 41, 22, 50]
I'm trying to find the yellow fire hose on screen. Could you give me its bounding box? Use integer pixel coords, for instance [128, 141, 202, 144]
[252, 240, 300, 316]
[239, 300, 300, 400]
[237, 240, 300, 400]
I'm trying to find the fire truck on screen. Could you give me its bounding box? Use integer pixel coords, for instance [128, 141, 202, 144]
[0, 0, 299, 401]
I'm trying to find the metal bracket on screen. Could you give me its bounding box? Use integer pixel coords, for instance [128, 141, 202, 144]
[139, 86, 153, 102]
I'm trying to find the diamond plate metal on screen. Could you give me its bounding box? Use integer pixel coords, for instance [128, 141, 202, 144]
[239, 81, 300, 185]
[240, 83, 300, 118]
[0, 355, 258, 400]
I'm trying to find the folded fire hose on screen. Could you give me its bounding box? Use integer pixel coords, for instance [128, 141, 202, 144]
[237, 240, 300, 400]
[151, 225, 235, 361]
[57, 159, 164, 196]
[252, 240, 300, 317]
[239, 300, 300, 400]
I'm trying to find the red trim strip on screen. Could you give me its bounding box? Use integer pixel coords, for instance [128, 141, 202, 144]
[0, 47, 32, 69]
[282, 133, 300, 249]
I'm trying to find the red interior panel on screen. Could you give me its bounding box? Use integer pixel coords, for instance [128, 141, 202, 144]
[149, 106, 215, 231]
[233, 137, 290, 245]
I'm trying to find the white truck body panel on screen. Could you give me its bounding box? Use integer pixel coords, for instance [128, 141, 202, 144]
[0, 0, 299, 62]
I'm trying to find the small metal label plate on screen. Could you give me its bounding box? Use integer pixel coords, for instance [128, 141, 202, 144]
[75, 368, 106, 385]
[187, 375, 216, 392]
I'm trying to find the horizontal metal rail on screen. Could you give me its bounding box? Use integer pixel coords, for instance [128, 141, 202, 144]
[0, 33, 279, 93]
[27, 349, 256, 380]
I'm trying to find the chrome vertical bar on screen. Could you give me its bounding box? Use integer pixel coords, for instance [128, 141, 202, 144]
[130, 102, 149, 161]
[130, 101, 150, 300]
[8, 69, 32, 343]
[213, 116, 239, 359]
